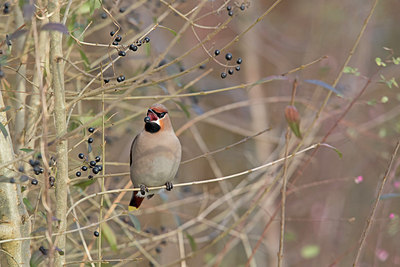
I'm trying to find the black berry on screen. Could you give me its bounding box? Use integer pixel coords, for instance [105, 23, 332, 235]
[49, 176, 55, 187]
[18, 166, 24, 172]
[33, 166, 41, 175]
[155, 247, 162, 253]
[97, 165, 103, 172]
[82, 166, 88, 171]
[136, 40, 142, 46]
[115, 35, 122, 42]
[240, 4, 245, 10]
[104, 79, 110, 84]
[112, 41, 118, 46]
[76, 171, 81, 177]
[110, 31, 115, 36]
[88, 137, 94, 143]
[228, 11, 233, 16]
[118, 51, 126, 57]
[31, 179, 38, 185]
[199, 64, 205, 69]
[144, 36, 150, 43]
[236, 58, 242, 64]
[88, 175, 93, 179]
[214, 49, 220, 56]
[101, 13, 107, 19]
[235, 66, 241, 71]
[227, 5, 232, 11]
[9, 177, 15, 183]
[221, 72, 227, 79]
[117, 75, 125, 83]
[225, 53, 233, 61]
[228, 69, 234, 75]
[89, 161, 96, 167]
[78, 153, 84, 159]
[94, 231, 99, 237]
[88, 127, 95, 133]
[95, 156, 101, 162]
[129, 44, 138, 51]
[119, 7, 126, 13]
[39, 168, 44, 174]
[92, 167, 100, 174]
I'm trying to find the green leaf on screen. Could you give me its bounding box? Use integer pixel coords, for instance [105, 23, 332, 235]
[30, 250, 45, 267]
[73, 179, 95, 191]
[160, 25, 177, 36]
[77, 1, 90, 14]
[23, 197, 34, 212]
[79, 49, 90, 69]
[390, 78, 399, 88]
[0, 106, 10, 112]
[343, 66, 360, 76]
[128, 213, 141, 231]
[304, 79, 343, 97]
[0, 122, 8, 138]
[301, 245, 320, 259]
[393, 57, 400, 65]
[20, 148, 34, 153]
[185, 232, 197, 251]
[145, 42, 151, 57]
[89, 0, 101, 16]
[78, 115, 107, 127]
[375, 57, 386, 67]
[288, 121, 302, 139]
[101, 223, 118, 252]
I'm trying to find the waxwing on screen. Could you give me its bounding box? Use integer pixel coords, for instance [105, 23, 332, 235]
[129, 104, 182, 210]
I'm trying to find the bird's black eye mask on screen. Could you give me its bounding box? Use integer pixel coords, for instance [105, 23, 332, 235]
[149, 109, 167, 119]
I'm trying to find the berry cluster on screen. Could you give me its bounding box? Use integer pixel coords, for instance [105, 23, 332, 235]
[110, 31, 122, 46]
[76, 127, 102, 179]
[28, 154, 56, 187]
[103, 34, 151, 84]
[226, 3, 247, 16]
[214, 50, 243, 79]
[3, 2, 10, 14]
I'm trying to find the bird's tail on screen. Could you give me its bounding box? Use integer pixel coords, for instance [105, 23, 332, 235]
[129, 191, 144, 211]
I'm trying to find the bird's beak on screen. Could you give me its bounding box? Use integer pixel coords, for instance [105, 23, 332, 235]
[146, 109, 160, 125]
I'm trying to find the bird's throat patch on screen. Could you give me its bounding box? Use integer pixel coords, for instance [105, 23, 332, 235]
[145, 122, 161, 133]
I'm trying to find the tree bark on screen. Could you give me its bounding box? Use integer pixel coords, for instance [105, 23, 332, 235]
[48, 0, 68, 266]
[0, 90, 31, 267]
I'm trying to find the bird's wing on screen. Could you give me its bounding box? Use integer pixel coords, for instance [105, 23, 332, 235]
[130, 135, 138, 166]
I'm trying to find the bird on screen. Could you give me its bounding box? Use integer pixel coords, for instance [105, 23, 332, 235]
[129, 103, 182, 211]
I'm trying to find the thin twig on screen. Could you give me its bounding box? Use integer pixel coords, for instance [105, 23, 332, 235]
[353, 141, 400, 266]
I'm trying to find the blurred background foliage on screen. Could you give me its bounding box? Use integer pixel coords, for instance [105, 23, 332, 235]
[1, 0, 400, 266]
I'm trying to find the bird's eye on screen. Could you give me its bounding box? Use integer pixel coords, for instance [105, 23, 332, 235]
[158, 112, 166, 118]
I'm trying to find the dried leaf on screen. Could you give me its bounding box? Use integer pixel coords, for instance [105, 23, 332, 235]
[41, 23, 69, 34]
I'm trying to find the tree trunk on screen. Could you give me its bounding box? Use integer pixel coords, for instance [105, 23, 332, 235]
[0, 90, 31, 267]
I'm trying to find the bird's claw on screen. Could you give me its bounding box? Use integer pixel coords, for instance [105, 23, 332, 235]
[140, 184, 148, 195]
[165, 181, 173, 191]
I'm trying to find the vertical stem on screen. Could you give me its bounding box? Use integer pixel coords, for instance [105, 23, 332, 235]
[353, 142, 400, 266]
[0, 90, 31, 267]
[48, 0, 68, 266]
[98, 89, 106, 265]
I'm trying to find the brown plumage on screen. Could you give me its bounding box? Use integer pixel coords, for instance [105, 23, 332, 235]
[129, 104, 182, 210]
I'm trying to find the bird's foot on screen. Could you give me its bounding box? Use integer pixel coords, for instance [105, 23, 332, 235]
[139, 184, 149, 196]
[165, 181, 173, 191]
